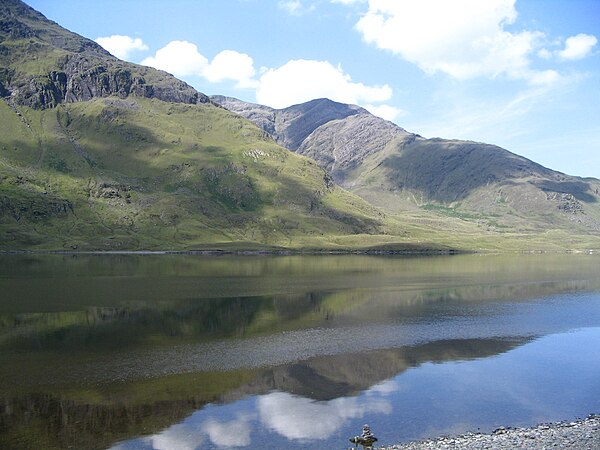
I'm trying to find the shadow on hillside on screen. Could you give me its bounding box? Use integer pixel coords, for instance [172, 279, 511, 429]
[533, 180, 597, 203]
[380, 139, 598, 204]
[1, 101, 385, 247]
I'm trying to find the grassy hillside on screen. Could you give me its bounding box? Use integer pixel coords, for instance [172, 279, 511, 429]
[2, 95, 600, 251]
[350, 135, 600, 234]
[0, 96, 396, 250]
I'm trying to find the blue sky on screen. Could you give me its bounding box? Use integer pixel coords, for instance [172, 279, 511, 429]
[27, 0, 600, 177]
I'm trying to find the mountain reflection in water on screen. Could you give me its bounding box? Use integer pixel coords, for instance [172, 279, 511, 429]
[1, 253, 599, 450]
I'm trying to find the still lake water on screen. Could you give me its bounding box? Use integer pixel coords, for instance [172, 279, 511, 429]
[1, 253, 599, 449]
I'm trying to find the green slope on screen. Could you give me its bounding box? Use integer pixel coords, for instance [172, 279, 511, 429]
[0, 0, 391, 251]
[0, 96, 389, 250]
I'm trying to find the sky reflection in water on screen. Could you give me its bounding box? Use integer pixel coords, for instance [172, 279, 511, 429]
[111, 326, 600, 450]
[1, 254, 600, 450]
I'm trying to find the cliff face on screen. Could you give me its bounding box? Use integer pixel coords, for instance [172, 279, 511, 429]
[0, 0, 209, 109]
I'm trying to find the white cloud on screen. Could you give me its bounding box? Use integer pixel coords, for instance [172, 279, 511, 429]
[256, 59, 392, 108]
[525, 69, 560, 86]
[142, 41, 258, 88]
[278, 0, 315, 15]
[141, 40, 208, 77]
[355, 0, 557, 85]
[537, 48, 552, 60]
[331, 0, 366, 4]
[142, 45, 403, 113]
[368, 378, 400, 394]
[95, 35, 148, 60]
[557, 33, 598, 60]
[364, 104, 405, 121]
[202, 50, 258, 88]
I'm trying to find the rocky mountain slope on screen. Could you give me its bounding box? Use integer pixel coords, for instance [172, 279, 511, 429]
[0, 0, 209, 108]
[0, 0, 392, 251]
[212, 96, 600, 235]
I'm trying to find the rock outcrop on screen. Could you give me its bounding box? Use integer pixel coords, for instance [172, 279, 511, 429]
[0, 0, 210, 109]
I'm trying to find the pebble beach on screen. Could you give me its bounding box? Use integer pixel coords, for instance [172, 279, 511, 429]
[381, 415, 600, 450]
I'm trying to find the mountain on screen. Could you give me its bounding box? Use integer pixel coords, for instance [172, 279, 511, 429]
[212, 96, 600, 235]
[0, 0, 209, 108]
[0, 0, 394, 251]
[1, 0, 598, 252]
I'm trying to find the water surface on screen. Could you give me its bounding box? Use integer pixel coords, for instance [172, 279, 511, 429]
[1, 253, 599, 449]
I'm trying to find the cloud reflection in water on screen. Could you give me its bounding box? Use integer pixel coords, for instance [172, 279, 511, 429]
[109, 385, 395, 449]
[258, 391, 392, 440]
[201, 414, 254, 447]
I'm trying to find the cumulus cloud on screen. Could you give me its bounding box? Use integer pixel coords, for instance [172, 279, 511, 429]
[142, 44, 402, 115]
[355, 0, 558, 85]
[364, 104, 405, 121]
[557, 33, 598, 60]
[537, 48, 552, 60]
[141, 40, 208, 77]
[203, 50, 258, 88]
[368, 378, 400, 394]
[141, 41, 257, 88]
[95, 35, 148, 60]
[256, 59, 392, 108]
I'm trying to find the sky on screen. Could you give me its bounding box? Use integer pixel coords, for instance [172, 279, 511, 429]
[26, 0, 600, 178]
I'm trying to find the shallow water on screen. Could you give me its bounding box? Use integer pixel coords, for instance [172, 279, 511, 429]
[1, 253, 599, 449]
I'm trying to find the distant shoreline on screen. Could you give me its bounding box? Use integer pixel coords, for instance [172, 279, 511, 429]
[383, 415, 600, 450]
[0, 248, 469, 256]
[1, 248, 596, 256]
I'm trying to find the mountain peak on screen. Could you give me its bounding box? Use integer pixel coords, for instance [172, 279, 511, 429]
[211, 96, 410, 180]
[0, 0, 109, 55]
[0, 0, 210, 109]
[287, 97, 364, 111]
[211, 96, 372, 151]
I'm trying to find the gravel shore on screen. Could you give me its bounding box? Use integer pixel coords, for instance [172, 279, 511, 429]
[381, 415, 600, 450]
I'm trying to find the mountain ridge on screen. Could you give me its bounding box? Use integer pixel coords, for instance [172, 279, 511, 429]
[0, 0, 401, 252]
[211, 95, 600, 234]
[0, 0, 598, 251]
[0, 0, 210, 109]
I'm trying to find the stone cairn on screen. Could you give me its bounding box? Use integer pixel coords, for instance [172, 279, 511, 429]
[350, 424, 378, 449]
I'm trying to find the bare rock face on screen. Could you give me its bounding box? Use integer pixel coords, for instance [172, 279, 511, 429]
[211, 96, 367, 152]
[211, 96, 410, 184]
[274, 98, 365, 151]
[297, 112, 411, 183]
[0, 0, 210, 109]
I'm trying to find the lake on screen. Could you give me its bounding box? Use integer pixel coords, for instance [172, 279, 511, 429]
[1, 253, 599, 449]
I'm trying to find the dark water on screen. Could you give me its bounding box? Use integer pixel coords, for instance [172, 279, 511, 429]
[1, 254, 599, 450]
